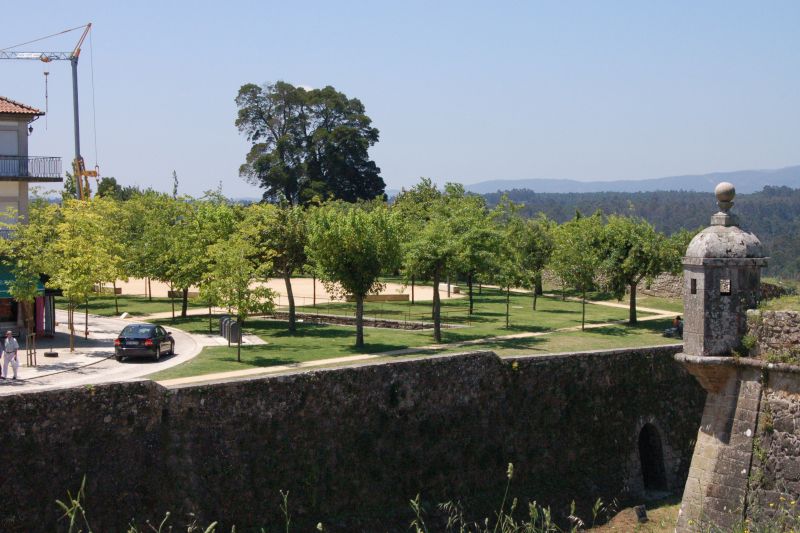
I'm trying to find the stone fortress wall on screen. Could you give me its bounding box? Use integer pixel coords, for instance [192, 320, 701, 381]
[2, 347, 703, 532]
[746, 310, 800, 358]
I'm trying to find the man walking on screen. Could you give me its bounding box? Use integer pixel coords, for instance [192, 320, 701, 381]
[2, 330, 19, 380]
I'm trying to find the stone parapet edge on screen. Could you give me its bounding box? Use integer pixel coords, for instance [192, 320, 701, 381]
[675, 352, 800, 375]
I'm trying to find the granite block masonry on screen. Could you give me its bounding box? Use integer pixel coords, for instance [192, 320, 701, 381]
[674, 182, 800, 531]
[1, 347, 703, 532]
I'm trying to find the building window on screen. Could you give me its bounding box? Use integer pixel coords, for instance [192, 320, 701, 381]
[720, 278, 731, 295]
[690, 279, 697, 294]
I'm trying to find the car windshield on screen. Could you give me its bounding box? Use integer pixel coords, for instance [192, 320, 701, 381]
[120, 325, 155, 338]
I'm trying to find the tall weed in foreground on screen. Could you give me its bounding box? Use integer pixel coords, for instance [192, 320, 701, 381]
[410, 463, 611, 533]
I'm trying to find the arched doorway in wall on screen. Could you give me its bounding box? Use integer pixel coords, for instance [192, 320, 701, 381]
[638, 423, 667, 492]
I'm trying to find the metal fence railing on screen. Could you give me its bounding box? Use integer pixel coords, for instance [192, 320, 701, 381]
[0, 156, 61, 179]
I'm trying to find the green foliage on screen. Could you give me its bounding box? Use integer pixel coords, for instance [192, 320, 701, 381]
[46, 199, 122, 349]
[201, 232, 276, 361]
[741, 334, 758, 354]
[550, 213, 604, 330]
[235, 81, 384, 205]
[241, 203, 307, 331]
[306, 201, 400, 347]
[483, 186, 800, 278]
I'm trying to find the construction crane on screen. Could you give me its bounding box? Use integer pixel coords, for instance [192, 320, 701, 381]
[0, 23, 97, 199]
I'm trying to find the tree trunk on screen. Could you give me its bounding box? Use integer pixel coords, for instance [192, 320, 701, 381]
[84, 298, 89, 338]
[562, 282, 566, 301]
[581, 288, 586, 331]
[208, 305, 212, 333]
[113, 280, 119, 315]
[478, 282, 482, 295]
[629, 282, 638, 325]
[147, 277, 152, 302]
[533, 290, 538, 312]
[284, 273, 296, 333]
[432, 270, 442, 343]
[506, 286, 510, 329]
[467, 273, 474, 315]
[181, 287, 189, 318]
[447, 276, 450, 298]
[355, 294, 365, 348]
[236, 317, 242, 362]
[411, 276, 415, 305]
[534, 272, 543, 296]
[312, 275, 316, 307]
[171, 289, 175, 321]
[68, 302, 75, 352]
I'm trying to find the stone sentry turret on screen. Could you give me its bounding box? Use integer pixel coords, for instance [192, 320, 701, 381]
[682, 182, 767, 357]
[675, 183, 771, 532]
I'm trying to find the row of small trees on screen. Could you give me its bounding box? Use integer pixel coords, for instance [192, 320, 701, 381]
[2, 180, 691, 353]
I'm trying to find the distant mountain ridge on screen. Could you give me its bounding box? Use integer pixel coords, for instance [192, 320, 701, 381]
[464, 165, 800, 194]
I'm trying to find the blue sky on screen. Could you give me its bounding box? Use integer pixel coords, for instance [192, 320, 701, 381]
[2, 1, 798, 197]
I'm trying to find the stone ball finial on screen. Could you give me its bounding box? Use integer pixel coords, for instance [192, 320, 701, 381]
[715, 181, 735, 213]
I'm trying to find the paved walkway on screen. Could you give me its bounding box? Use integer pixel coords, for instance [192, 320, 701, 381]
[0, 310, 203, 395]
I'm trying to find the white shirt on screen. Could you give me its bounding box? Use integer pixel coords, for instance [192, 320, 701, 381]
[4, 337, 19, 355]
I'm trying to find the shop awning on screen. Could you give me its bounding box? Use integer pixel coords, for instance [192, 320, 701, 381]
[0, 265, 45, 299]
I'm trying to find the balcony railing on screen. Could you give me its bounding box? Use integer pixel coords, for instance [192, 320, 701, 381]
[0, 156, 62, 180]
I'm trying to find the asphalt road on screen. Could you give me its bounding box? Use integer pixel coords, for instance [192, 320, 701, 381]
[0, 310, 202, 395]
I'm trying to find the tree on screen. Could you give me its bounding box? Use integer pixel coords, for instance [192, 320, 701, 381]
[62, 171, 78, 201]
[401, 184, 461, 343]
[600, 215, 671, 324]
[393, 178, 443, 304]
[241, 203, 306, 332]
[202, 235, 276, 362]
[509, 213, 555, 311]
[550, 213, 604, 330]
[166, 193, 239, 318]
[96, 177, 123, 200]
[447, 185, 501, 315]
[46, 200, 119, 350]
[1, 198, 58, 336]
[235, 81, 384, 205]
[306, 201, 400, 348]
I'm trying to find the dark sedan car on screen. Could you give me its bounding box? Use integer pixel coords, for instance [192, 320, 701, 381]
[114, 324, 174, 362]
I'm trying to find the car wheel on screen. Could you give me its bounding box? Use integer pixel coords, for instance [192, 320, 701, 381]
[154, 346, 161, 361]
[169, 341, 175, 356]
[115, 356, 123, 362]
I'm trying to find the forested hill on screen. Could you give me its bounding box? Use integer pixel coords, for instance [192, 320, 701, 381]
[483, 186, 800, 278]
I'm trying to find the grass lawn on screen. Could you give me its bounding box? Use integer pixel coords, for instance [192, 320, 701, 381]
[149, 289, 676, 381]
[294, 287, 659, 343]
[55, 295, 206, 317]
[148, 317, 436, 380]
[439, 317, 679, 356]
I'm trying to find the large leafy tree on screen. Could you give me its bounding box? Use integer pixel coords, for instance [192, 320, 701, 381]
[47, 200, 120, 350]
[392, 178, 443, 304]
[600, 215, 672, 325]
[202, 234, 276, 362]
[306, 201, 400, 348]
[166, 193, 239, 318]
[235, 81, 384, 205]
[446, 184, 501, 315]
[550, 212, 604, 331]
[241, 203, 307, 332]
[509, 212, 555, 311]
[400, 183, 463, 343]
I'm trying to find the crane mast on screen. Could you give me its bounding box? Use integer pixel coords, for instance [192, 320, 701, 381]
[0, 23, 96, 199]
